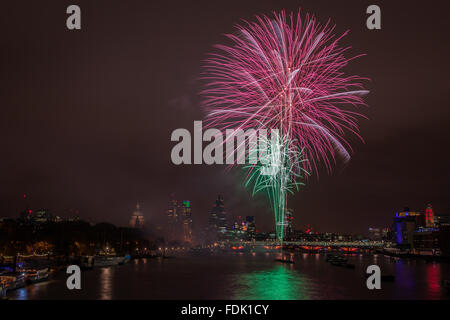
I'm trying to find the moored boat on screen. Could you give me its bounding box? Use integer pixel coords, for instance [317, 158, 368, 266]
[275, 258, 295, 264]
[330, 260, 354, 268]
[118, 255, 131, 265]
[0, 272, 26, 292]
[25, 268, 49, 284]
[0, 284, 6, 299]
[80, 256, 94, 270]
[92, 255, 125, 267]
[275, 253, 295, 264]
[326, 254, 347, 263]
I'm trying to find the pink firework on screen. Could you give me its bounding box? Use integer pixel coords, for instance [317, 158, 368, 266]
[201, 10, 369, 175]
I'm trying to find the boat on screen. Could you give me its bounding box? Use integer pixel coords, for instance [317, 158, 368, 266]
[325, 254, 336, 262]
[275, 253, 295, 264]
[80, 256, 94, 270]
[0, 284, 6, 299]
[92, 255, 125, 267]
[330, 260, 354, 268]
[326, 254, 347, 263]
[0, 272, 26, 292]
[275, 258, 295, 264]
[118, 255, 131, 265]
[80, 255, 125, 268]
[25, 268, 49, 284]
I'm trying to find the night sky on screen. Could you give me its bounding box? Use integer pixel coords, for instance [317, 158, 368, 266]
[1, 0, 449, 235]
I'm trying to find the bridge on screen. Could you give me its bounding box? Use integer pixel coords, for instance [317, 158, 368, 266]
[226, 240, 386, 249]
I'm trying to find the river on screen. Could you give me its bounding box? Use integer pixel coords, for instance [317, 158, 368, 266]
[7, 252, 450, 300]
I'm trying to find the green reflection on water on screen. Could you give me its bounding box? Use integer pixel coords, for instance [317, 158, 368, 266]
[232, 265, 309, 300]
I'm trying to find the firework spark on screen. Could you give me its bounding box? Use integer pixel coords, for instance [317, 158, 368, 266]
[202, 10, 369, 240]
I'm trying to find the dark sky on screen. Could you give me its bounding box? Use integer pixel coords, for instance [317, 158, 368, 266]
[1, 0, 449, 235]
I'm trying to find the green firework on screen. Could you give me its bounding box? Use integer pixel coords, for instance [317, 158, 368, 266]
[244, 134, 308, 241]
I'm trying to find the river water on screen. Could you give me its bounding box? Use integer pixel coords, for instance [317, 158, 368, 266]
[8, 252, 450, 300]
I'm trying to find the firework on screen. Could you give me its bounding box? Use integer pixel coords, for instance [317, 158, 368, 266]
[202, 10, 369, 240]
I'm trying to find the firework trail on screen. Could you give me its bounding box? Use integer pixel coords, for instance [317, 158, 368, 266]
[202, 10, 369, 240]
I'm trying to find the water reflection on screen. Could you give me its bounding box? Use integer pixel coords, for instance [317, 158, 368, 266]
[16, 287, 27, 300]
[426, 263, 441, 297]
[232, 265, 309, 300]
[99, 267, 114, 300]
[395, 259, 415, 291]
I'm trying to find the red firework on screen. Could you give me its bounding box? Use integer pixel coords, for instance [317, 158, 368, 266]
[201, 10, 369, 175]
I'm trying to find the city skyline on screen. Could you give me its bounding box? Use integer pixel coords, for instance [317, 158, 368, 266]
[1, 1, 449, 234]
[3, 193, 448, 239]
[0, 186, 450, 234]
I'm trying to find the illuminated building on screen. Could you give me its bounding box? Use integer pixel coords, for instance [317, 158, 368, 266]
[167, 198, 193, 243]
[393, 207, 420, 248]
[31, 209, 54, 224]
[413, 228, 440, 254]
[167, 198, 181, 241]
[283, 208, 294, 240]
[209, 195, 228, 239]
[19, 209, 54, 225]
[432, 213, 450, 256]
[18, 206, 80, 227]
[368, 227, 381, 240]
[439, 225, 450, 256]
[435, 213, 450, 227]
[245, 216, 256, 238]
[231, 218, 245, 239]
[129, 203, 145, 229]
[182, 201, 193, 243]
[381, 227, 391, 240]
[230, 215, 252, 240]
[395, 208, 425, 227]
[393, 206, 450, 256]
[425, 204, 434, 227]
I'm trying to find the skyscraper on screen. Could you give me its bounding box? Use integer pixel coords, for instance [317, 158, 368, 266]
[209, 195, 228, 238]
[283, 208, 294, 240]
[425, 204, 434, 227]
[167, 198, 181, 241]
[129, 203, 145, 228]
[182, 200, 193, 243]
[167, 197, 193, 243]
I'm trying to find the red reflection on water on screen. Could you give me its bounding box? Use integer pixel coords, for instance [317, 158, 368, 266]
[426, 263, 441, 298]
